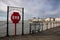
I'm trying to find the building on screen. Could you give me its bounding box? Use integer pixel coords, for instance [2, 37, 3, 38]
[29, 17, 56, 22]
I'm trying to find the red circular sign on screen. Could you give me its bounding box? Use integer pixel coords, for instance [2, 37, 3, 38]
[11, 12, 21, 23]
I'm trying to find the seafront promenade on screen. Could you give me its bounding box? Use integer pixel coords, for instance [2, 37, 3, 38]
[0, 26, 60, 40]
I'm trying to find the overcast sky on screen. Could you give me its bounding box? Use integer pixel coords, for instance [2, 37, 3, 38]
[0, 0, 60, 20]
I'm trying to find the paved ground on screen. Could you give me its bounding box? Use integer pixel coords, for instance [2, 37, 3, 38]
[0, 26, 60, 40]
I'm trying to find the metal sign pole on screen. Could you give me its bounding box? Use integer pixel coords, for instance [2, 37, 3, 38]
[15, 23, 16, 35]
[22, 8, 24, 35]
[7, 6, 9, 37]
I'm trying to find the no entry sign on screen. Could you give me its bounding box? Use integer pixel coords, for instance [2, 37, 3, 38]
[11, 12, 21, 35]
[11, 12, 21, 23]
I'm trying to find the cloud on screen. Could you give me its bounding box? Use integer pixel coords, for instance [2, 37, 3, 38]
[0, 2, 7, 12]
[0, 0, 60, 20]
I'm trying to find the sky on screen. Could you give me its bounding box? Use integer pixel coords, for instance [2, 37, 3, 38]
[0, 0, 60, 20]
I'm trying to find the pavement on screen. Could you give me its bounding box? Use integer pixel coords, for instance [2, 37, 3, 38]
[0, 26, 60, 40]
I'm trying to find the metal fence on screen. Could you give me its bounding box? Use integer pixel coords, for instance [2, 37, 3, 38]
[29, 21, 60, 34]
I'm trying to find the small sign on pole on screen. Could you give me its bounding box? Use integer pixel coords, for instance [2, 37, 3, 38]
[11, 12, 21, 35]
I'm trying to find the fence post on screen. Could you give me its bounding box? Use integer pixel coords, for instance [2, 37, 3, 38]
[29, 23, 31, 34]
